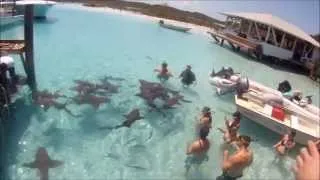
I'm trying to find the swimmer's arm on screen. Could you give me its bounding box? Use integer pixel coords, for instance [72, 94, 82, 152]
[222, 150, 232, 171]
[273, 140, 282, 148]
[186, 141, 195, 155]
[186, 144, 193, 155]
[179, 71, 184, 78]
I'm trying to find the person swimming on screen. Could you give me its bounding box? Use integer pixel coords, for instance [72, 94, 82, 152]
[179, 65, 196, 87]
[273, 130, 296, 156]
[185, 126, 210, 172]
[218, 111, 241, 144]
[216, 135, 253, 180]
[226, 111, 241, 131]
[198, 106, 213, 130]
[154, 62, 172, 82]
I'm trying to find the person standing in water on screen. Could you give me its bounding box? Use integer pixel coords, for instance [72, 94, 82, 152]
[226, 111, 241, 131]
[218, 112, 241, 145]
[187, 126, 210, 155]
[179, 65, 196, 87]
[185, 126, 210, 173]
[217, 135, 253, 180]
[273, 130, 296, 156]
[154, 62, 172, 82]
[198, 106, 213, 130]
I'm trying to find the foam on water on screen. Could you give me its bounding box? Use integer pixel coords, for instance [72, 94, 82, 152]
[1, 4, 319, 180]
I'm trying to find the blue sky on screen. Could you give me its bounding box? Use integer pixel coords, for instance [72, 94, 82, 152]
[134, 0, 320, 35]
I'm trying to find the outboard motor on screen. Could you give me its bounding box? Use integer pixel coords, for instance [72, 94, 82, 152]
[305, 95, 312, 104]
[236, 77, 249, 96]
[277, 80, 292, 93]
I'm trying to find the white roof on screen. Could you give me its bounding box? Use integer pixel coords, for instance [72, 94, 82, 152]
[16, 0, 56, 5]
[221, 12, 320, 48]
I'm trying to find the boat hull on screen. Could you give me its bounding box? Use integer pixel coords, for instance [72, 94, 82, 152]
[236, 99, 318, 145]
[16, 1, 56, 19]
[209, 74, 320, 119]
[159, 23, 191, 33]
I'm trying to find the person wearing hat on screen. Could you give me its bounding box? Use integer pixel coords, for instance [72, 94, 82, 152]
[216, 135, 253, 180]
[154, 62, 172, 82]
[179, 65, 196, 87]
[198, 106, 213, 130]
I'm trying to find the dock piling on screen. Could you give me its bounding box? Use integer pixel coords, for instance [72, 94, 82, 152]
[24, 5, 37, 93]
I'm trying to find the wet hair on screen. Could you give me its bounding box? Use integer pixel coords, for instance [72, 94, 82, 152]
[290, 130, 296, 137]
[239, 135, 251, 147]
[187, 65, 191, 69]
[316, 141, 320, 152]
[202, 106, 211, 113]
[162, 62, 168, 68]
[233, 111, 241, 118]
[199, 127, 210, 140]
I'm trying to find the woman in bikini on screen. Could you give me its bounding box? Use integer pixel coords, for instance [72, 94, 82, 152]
[273, 130, 296, 156]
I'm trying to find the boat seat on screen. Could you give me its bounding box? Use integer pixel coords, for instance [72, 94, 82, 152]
[291, 115, 299, 129]
[263, 104, 273, 116]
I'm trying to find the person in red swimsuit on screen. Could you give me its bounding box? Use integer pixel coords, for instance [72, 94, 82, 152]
[154, 62, 172, 82]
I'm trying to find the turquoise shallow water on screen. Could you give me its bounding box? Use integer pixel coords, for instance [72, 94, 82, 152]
[1, 4, 320, 180]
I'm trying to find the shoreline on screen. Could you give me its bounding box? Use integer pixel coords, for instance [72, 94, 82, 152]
[57, 3, 215, 38]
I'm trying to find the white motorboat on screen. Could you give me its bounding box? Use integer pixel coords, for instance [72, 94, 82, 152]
[235, 90, 319, 145]
[0, 0, 55, 25]
[16, 0, 56, 19]
[208, 70, 320, 119]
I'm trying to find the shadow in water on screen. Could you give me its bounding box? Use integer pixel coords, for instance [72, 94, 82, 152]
[271, 156, 293, 178]
[0, 21, 23, 33]
[239, 117, 280, 147]
[78, 108, 114, 137]
[181, 87, 200, 99]
[4, 96, 42, 180]
[35, 17, 59, 25]
[145, 109, 185, 138]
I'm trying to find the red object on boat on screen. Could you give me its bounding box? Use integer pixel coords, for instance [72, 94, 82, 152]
[272, 106, 285, 121]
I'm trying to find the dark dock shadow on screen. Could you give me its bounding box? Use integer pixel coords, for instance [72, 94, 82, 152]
[3, 96, 43, 179]
[34, 17, 59, 25]
[0, 21, 23, 33]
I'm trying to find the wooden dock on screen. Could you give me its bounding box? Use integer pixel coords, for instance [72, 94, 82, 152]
[207, 31, 263, 59]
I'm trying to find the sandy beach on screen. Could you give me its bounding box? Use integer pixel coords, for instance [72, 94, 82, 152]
[59, 3, 215, 38]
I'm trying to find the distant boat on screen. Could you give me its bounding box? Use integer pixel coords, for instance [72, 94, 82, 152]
[159, 20, 191, 33]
